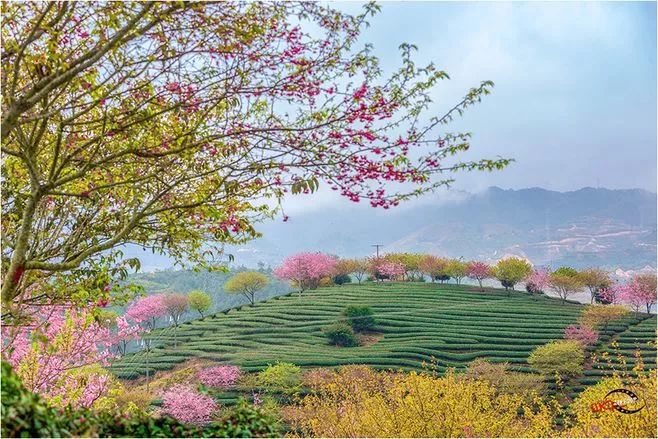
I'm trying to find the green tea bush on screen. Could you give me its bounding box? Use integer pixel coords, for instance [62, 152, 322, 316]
[323, 322, 358, 347]
[333, 274, 352, 285]
[342, 305, 376, 332]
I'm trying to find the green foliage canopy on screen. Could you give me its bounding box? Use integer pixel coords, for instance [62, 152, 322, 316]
[187, 290, 213, 318]
[493, 258, 533, 291]
[224, 271, 269, 305]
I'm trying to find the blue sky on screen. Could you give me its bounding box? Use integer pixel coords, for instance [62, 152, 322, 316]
[283, 1, 656, 213]
[349, 1, 656, 190]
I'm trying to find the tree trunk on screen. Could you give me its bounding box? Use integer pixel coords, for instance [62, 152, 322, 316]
[145, 338, 151, 392]
[1, 190, 40, 304]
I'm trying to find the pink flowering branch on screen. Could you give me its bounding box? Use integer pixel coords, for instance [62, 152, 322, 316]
[1, 302, 136, 408]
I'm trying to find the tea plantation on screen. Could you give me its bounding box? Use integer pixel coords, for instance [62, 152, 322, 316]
[110, 283, 656, 387]
[574, 316, 657, 393]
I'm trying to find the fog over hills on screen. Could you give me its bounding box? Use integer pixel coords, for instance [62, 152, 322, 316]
[224, 187, 656, 270]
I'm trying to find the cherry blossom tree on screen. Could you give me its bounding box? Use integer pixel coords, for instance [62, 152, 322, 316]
[124, 293, 169, 386]
[378, 262, 405, 281]
[1, 2, 510, 312]
[525, 268, 550, 295]
[162, 384, 218, 425]
[619, 274, 657, 314]
[163, 293, 189, 327]
[126, 294, 168, 330]
[113, 315, 144, 356]
[368, 258, 405, 282]
[467, 261, 492, 290]
[198, 365, 241, 389]
[384, 253, 424, 281]
[274, 252, 337, 294]
[595, 286, 619, 305]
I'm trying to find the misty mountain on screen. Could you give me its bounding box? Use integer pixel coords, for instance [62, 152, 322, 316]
[225, 187, 656, 270]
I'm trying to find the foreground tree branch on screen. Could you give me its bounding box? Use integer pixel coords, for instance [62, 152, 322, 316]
[1, 1, 511, 311]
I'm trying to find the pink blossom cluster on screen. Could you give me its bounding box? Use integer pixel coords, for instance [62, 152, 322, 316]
[376, 261, 405, 280]
[126, 293, 168, 329]
[56, 372, 112, 408]
[616, 277, 657, 313]
[467, 262, 492, 282]
[273, 252, 337, 291]
[197, 365, 241, 388]
[162, 384, 218, 425]
[193, 9, 450, 210]
[596, 287, 619, 304]
[525, 268, 550, 293]
[1, 303, 138, 408]
[564, 324, 599, 347]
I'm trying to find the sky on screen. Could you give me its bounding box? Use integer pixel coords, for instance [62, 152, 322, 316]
[282, 1, 657, 213]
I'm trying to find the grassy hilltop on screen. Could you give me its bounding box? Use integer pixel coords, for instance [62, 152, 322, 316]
[110, 283, 656, 390]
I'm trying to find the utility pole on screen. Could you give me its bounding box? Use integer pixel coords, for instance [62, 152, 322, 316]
[372, 244, 383, 258]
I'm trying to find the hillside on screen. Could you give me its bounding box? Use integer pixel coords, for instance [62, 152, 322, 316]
[222, 187, 656, 270]
[124, 270, 291, 326]
[110, 283, 656, 388]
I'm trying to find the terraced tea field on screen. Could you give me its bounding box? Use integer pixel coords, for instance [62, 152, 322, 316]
[574, 316, 657, 394]
[110, 283, 656, 387]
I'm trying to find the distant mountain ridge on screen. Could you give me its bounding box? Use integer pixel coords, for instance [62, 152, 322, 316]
[225, 187, 656, 270]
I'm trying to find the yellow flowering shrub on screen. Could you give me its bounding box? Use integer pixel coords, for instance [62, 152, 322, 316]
[318, 276, 334, 287]
[289, 366, 557, 437]
[567, 365, 656, 437]
[464, 359, 547, 401]
[113, 388, 155, 413]
[579, 305, 629, 330]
